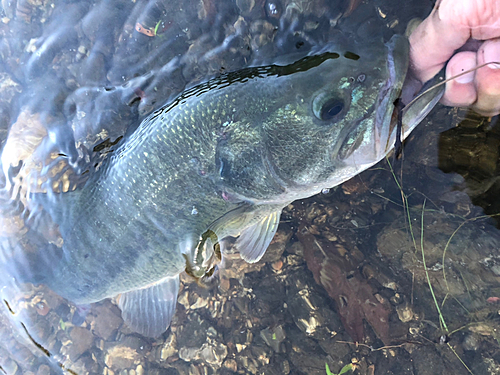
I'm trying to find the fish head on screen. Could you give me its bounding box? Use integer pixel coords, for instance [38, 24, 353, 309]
[217, 35, 410, 203]
[264, 34, 409, 198]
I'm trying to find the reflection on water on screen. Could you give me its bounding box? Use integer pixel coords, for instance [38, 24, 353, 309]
[1, 0, 500, 374]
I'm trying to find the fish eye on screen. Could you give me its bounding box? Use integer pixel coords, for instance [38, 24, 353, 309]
[320, 99, 344, 120]
[312, 93, 345, 121]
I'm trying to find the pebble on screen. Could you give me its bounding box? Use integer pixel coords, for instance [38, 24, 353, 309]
[271, 259, 283, 272]
[179, 342, 228, 369]
[223, 358, 238, 371]
[462, 333, 480, 351]
[260, 325, 286, 352]
[36, 365, 50, 375]
[90, 302, 123, 340]
[396, 303, 414, 323]
[67, 326, 94, 361]
[104, 345, 141, 370]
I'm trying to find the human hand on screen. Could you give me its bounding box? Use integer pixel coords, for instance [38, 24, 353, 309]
[409, 0, 500, 116]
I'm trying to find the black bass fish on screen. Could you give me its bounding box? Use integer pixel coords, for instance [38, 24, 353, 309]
[12, 35, 432, 337]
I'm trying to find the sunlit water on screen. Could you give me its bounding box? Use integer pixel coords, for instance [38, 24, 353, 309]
[1, 0, 500, 374]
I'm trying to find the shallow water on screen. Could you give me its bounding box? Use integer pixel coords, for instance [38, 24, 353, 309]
[1, 0, 500, 374]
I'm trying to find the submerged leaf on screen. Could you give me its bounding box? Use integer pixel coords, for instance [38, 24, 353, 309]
[325, 363, 353, 375]
[339, 363, 353, 374]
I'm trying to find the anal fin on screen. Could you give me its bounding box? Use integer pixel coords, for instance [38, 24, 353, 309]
[235, 210, 281, 263]
[118, 275, 180, 337]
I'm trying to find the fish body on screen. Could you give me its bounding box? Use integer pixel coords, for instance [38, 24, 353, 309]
[31, 35, 414, 336]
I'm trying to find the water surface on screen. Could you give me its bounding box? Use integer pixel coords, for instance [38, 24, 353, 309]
[1, 0, 500, 374]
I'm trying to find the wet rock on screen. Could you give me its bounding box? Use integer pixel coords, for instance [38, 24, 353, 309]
[66, 326, 93, 362]
[261, 224, 292, 263]
[90, 301, 123, 341]
[286, 269, 342, 341]
[1, 108, 47, 197]
[175, 312, 213, 348]
[186, 291, 209, 310]
[411, 345, 447, 375]
[286, 240, 304, 257]
[235, 0, 255, 16]
[78, 0, 131, 43]
[64, 83, 141, 149]
[105, 344, 141, 370]
[396, 302, 414, 323]
[462, 333, 480, 352]
[249, 19, 277, 52]
[251, 271, 286, 312]
[28, 314, 53, 344]
[36, 364, 50, 375]
[137, 57, 187, 116]
[0, 72, 22, 104]
[260, 325, 285, 353]
[219, 226, 291, 281]
[439, 110, 499, 179]
[218, 251, 265, 281]
[377, 210, 500, 300]
[249, 343, 272, 366]
[25, 3, 86, 80]
[227, 323, 253, 353]
[176, 313, 227, 368]
[222, 358, 237, 372]
[287, 329, 328, 375]
[77, 38, 110, 86]
[298, 224, 392, 344]
[265, 0, 281, 19]
[150, 331, 177, 362]
[179, 341, 228, 369]
[71, 353, 100, 375]
[317, 333, 351, 364]
[0, 352, 19, 374]
[271, 259, 283, 272]
[471, 353, 500, 375]
[468, 322, 498, 338]
[103, 336, 149, 372]
[235, 355, 260, 375]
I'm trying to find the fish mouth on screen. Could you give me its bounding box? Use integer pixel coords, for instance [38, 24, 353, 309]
[336, 35, 409, 164]
[373, 35, 409, 158]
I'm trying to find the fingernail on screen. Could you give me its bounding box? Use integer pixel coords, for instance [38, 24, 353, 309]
[454, 62, 476, 84]
[484, 40, 500, 69]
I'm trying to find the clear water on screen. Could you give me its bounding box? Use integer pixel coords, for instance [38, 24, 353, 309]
[1, 0, 500, 374]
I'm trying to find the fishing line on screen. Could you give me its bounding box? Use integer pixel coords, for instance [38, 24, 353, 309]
[394, 60, 500, 156]
[393, 97, 405, 159]
[402, 61, 500, 114]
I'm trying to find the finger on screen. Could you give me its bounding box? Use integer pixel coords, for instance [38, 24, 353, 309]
[441, 51, 478, 107]
[409, 1, 472, 83]
[473, 38, 500, 116]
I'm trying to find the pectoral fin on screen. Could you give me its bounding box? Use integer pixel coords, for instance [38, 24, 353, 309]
[235, 210, 281, 263]
[118, 275, 180, 337]
[208, 204, 283, 263]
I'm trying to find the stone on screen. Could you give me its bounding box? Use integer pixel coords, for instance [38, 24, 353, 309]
[68, 326, 94, 361]
[91, 302, 123, 340]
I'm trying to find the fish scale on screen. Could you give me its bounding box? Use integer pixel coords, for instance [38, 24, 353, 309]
[14, 35, 440, 337]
